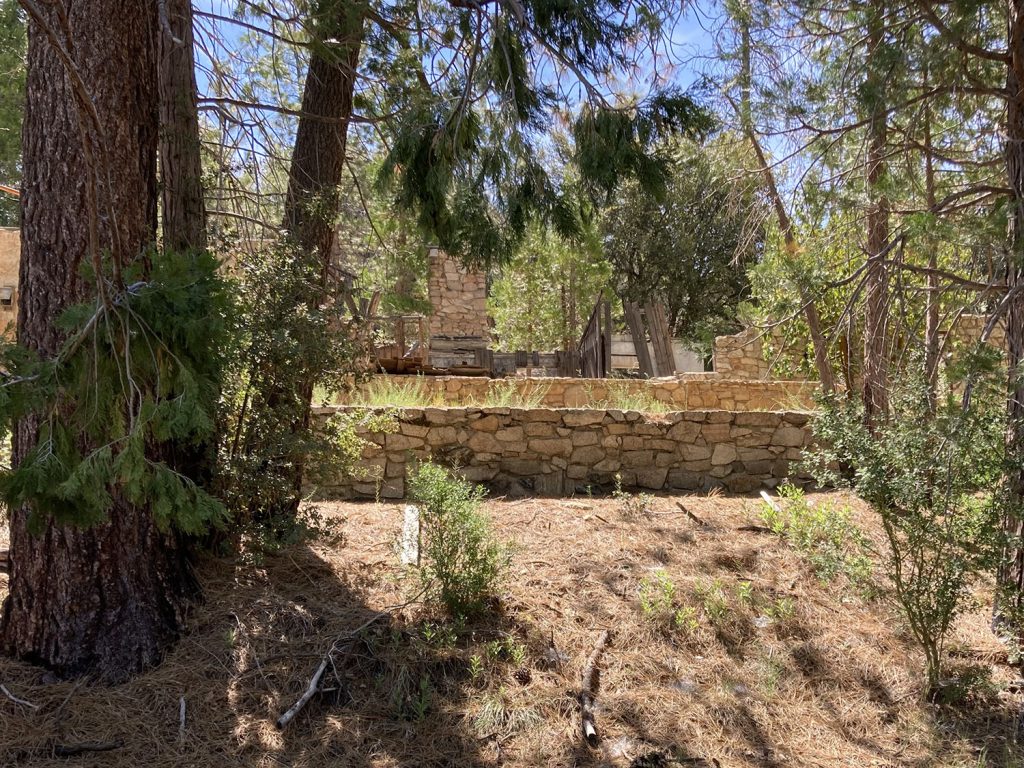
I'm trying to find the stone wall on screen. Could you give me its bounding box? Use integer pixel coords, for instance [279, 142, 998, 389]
[427, 247, 489, 341]
[344, 374, 818, 412]
[320, 405, 813, 499]
[711, 327, 809, 380]
[0, 227, 19, 327]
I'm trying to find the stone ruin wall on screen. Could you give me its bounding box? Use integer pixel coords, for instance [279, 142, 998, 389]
[713, 313, 1011, 381]
[345, 374, 818, 412]
[0, 228, 19, 328]
[711, 327, 808, 380]
[317, 405, 814, 500]
[427, 248, 490, 341]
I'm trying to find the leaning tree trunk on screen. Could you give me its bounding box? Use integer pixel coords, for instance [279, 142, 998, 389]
[997, 0, 1024, 622]
[263, 0, 364, 517]
[737, 9, 835, 393]
[862, 1, 891, 428]
[0, 0, 195, 682]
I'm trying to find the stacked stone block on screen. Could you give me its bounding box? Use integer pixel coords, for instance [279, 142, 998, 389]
[319, 405, 814, 499]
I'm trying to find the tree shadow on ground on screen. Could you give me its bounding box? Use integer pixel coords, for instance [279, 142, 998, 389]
[0, 539, 493, 767]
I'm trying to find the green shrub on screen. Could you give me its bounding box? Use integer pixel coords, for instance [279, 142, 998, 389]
[760, 483, 872, 586]
[639, 569, 699, 633]
[408, 462, 509, 618]
[806, 363, 1005, 694]
[694, 577, 731, 624]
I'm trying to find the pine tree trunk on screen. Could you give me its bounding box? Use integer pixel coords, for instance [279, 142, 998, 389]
[0, 0, 195, 682]
[862, 3, 890, 426]
[159, 0, 206, 253]
[998, 0, 1024, 621]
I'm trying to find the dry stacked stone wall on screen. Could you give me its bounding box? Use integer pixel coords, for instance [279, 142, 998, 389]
[346, 374, 818, 412]
[320, 405, 814, 499]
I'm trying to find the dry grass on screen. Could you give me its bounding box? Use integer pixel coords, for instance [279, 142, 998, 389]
[0, 491, 1021, 767]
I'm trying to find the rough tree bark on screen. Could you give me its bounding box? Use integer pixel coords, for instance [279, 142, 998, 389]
[271, 0, 365, 515]
[862, 2, 891, 426]
[159, 0, 206, 252]
[997, 0, 1024, 620]
[0, 0, 195, 682]
[283, 0, 363, 279]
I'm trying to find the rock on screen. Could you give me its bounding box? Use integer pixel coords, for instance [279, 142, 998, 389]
[773, 426, 807, 447]
[495, 427, 525, 444]
[701, 423, 732, 442]
[636, 468, 668, 489]
[386, 433, 424, 451]
[570, 446, 605, 465]
[528, 438, 572, 457]
[459, 465, 499, 483]
[467, 431, 502, 454]
[563, 410, 606, 427]
[470, 415, 500, 432]
[711, 444, 738, 466]
[679, 444, 712, 462]
[571, 430, 600, 446]
[667, 469, 702, 490]
[621, 450, 655, 467]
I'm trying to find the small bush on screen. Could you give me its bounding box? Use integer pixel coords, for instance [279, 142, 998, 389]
[694, 577, 731, 625]
[760, 483, 872, 586]
[614, 474, 655, 520]
[639, 569, 699, 633]
[807, 363, 1004, 694]
[408, 462, 509, 618]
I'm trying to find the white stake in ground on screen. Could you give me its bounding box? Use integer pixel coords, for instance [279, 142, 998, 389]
[401, 504, 420, 566]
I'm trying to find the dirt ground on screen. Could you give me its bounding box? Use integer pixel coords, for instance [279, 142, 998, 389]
[0, 491, 1021, 767]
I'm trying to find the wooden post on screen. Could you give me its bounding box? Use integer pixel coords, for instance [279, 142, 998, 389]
[645, 300, 676, 376]
[395, 317, 406, 357]
[602, 299, 612, 377]
[623, 300, 655, 377]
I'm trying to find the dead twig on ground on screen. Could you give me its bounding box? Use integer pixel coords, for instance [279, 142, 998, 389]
[579, 629, 612, 747]
[676, 501, 707, 526]
[53, 740, 123, 758]
[1, 683, 39, 710]
[276, 611, 389, 729]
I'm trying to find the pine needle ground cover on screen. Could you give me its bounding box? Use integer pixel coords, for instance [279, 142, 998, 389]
[1, 491, 1020, 767]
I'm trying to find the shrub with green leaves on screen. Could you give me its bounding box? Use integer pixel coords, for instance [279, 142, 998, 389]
[760, 483, 872, 586]
[408, 462, 509, 618]
[216, 242, 379, 548]
[806, 361, 1005, 694]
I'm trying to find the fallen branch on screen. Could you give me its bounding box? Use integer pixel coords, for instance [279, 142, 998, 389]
[53, 741, 123, 758]
[275, 612, 390, 730]
[178, 695, 186, 744]
[737, 525, 775, 534]
[1, 683, 39, 710]
[676, 501, 706, 526]
[579, 629, 612, 747]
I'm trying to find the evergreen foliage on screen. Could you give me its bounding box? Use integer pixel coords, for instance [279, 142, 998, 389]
[0, 0, 25, 225]
[0, 251, 229, 534]
[601, 135, 762, 351]
[408, 462, 509, 619]
[215, 241, 391, 545]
